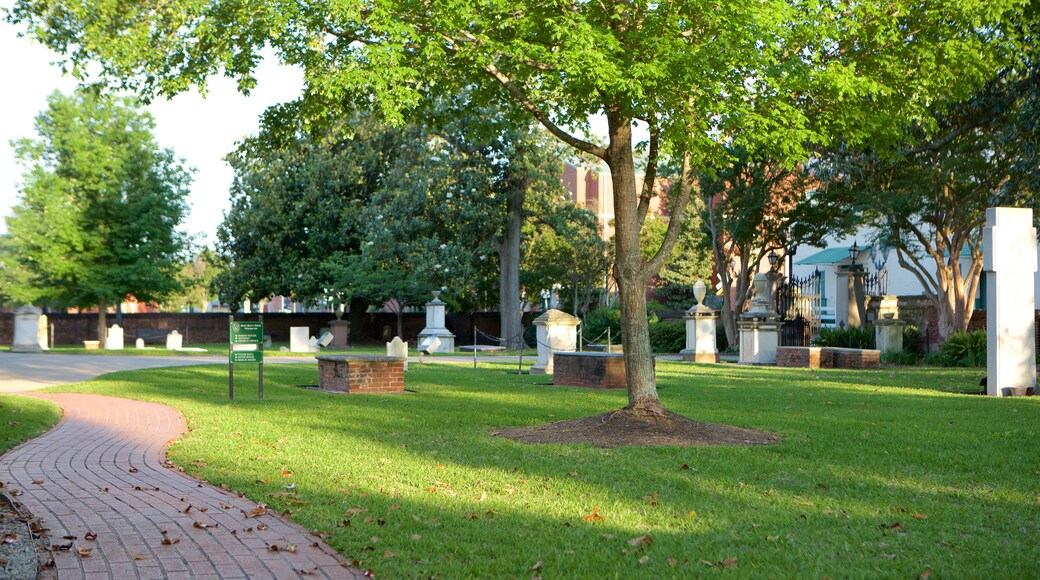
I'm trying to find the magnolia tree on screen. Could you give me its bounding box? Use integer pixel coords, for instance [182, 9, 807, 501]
[12, 0, 1030, 416]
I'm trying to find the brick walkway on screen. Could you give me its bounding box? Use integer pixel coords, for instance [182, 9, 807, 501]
[0, 393, 360, 579]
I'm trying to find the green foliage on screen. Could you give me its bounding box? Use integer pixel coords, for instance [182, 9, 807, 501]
[2, 89, 192, 313]
[581, 308, 622, 346]
[162, 248, 221, 312]
[648, 320, 685, 353]
[940, 330, 988, 367]
[902, 324, 924, 355]
[813, 326, 876, 349]
[881, 350, 922, 366]
[923, 351, 957, 367]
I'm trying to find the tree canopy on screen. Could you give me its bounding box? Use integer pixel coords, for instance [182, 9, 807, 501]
[12, 0, 1032, 411]
[1, 88, 192, 338]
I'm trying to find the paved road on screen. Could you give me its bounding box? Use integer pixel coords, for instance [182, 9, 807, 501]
[0, 352, 331, 393]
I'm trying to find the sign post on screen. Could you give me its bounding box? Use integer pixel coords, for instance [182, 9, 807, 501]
[229, 316, 265, 400]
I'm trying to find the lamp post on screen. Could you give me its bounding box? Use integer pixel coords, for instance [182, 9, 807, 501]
[848, 240, 861, 269]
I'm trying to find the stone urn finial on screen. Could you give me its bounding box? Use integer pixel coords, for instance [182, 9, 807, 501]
[693, 280, 706, 306]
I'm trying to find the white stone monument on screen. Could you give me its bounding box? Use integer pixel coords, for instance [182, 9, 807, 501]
[36, 313, 49, 351]
[11, 306, 43, 353]
[983, 207, 1038, 396]
[135, 337, 146, 349]
[738, 273, 780, 365]
[874, 312, 906, 353]
[530, 309, 580, 375]
[681, 280, 719, 363]
[387, 336, 409, 370]
[289, 326, 311, 353]
[166, 330, 183, 350]
[105, 324, 124, 350]
[417, 291, 455, 353]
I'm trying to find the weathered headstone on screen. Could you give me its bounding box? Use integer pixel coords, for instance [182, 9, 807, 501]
[387, 336, 408, 370]
[105, 324, 124, 350]
[307, 336, 320, 353]
[135, 337, 145, 349]
[983, 207, 1038, 396]
[289, 326, 310, 353]
[329, 319, 350, 347]
[166, 330, 183, 350]
[681, 280, 719, 363]
[417, 291, 455, 353]
[11, 306, 43, 353]
[530, 309, 580, 374]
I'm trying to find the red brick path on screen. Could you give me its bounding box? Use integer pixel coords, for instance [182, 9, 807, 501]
[0, 393, 360, 579]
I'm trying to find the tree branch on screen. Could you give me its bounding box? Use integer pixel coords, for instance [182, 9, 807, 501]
[636, 118, 660, 226]
[483, 62, 606, 159]
[642, 152, 693, 278]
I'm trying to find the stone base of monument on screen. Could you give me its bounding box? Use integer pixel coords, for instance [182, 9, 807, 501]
[316, 355, 405, 394]
[83, 341, 100, 350]
[552, 352, 652, 390]
[680, 350, 720, 363]
[10, 343, 43, 353]
[1005, 386, 1035, 397]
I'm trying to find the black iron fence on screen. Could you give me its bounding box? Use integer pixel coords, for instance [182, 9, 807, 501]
[775, 271, 823, 346]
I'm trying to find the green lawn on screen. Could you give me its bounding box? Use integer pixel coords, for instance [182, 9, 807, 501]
[0, 394, 60, 454]
[17, 361, 1040, 576]
[34, 343, 537, 357]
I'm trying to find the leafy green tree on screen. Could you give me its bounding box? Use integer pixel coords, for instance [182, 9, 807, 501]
[2, 89, 191, 339]
[813, 56, 1040, 340]
[13, 0, 1029, 413]
[215, 116, 400, 309]
[699, 148, 821, 346]
[638, 206, 714, 309]
[162, 247, 222, 312]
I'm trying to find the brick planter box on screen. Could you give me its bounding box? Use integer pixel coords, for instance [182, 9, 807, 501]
[552, 352, 651, 390]
[777, 346, 880, 370]
[315, 355, 405, 394]
[776, 347, 822, 369]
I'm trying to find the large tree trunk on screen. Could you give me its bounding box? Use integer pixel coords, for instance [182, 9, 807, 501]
[96, 298, 107, 342]
[604, 111, 663, 415]
[497, 192, 524, 350]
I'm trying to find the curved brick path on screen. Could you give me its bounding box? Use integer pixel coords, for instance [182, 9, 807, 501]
[0, 393, 359, 579]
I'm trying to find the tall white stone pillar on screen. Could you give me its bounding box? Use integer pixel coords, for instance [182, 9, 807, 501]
[983, 207, 1038, 396]
[11, 306, 43, 353]
[530, 309, 580, 374]
[418, 291, 455, 353]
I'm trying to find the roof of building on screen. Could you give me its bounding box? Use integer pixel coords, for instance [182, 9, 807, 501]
[796, 246, 866, 265]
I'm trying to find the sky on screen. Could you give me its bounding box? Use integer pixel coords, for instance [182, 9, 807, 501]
[0, 4, 304, 245]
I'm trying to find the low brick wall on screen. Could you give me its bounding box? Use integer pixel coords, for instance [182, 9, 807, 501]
[777, 347, 822, 369]
[552, 352, 648, 390]
[315, 355, 405, 394]
[777, 346, 880, 369]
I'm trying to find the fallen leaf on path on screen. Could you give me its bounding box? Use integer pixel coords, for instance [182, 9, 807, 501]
[84, 532, 97, 541]
[32, 480, 44, 485]
[128, 467, 139, 474]
[192, 522, 217, 529]
[75, 546, 91, 557]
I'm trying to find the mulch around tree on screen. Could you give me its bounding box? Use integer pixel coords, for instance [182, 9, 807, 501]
[492, 408, 780, 447]
[0, 492, 52, 579]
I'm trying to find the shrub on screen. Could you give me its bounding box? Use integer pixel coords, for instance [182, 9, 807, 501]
[940, 330, 987, 367]
[923, 351, 956, 367]
[881, 350, 921, 366]
[581, 308, 622, 347]
[649, 320, 685, 353]
[716, 324, 730, 352]
[813, 326, 876, 349]
[902, 324, 923, 354]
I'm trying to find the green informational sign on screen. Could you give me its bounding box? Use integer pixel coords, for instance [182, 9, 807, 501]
[230, 321, 264, 345]
[230, 350, 263, 364]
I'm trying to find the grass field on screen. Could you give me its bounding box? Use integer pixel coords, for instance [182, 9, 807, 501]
[0, 394, 60, 454]
[11, 360, 1040, 577]
[33, 343, 537, 358]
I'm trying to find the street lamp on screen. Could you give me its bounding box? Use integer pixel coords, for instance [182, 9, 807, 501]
[848, 240, 861, 266]
[767, 251, 779, 270]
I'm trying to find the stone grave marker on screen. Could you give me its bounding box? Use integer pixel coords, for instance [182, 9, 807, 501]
[387, 336, 408, 370]
[290, 327, 310, 352]
[105, 324, 124, 350]
[11, 306, 43, 353]
[166, 330, 183, 350]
